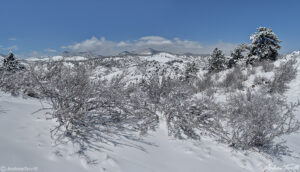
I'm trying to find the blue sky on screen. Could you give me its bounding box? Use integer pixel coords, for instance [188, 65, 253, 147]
[0, 0, 299, 57]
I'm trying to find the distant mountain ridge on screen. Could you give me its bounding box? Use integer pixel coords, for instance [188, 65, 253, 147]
[117, 48, 209, 57]
[61, 51, 102, 58]
[61, 48, 210, 58]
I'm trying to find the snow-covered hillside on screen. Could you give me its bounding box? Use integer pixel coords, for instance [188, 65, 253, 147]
[0, 93, 277, 172]
[0, 52, 300, 172]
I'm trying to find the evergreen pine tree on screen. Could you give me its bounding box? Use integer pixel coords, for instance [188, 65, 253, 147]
[228, 44, 248, 68]
[249, 27, 281, 61]
[3, 52, 23, 72]
[184, 62, 199, 82]
[208, 48, 226, 72]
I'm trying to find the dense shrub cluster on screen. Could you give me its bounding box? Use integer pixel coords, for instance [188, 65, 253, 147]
[30, 62, 159, 147]
[0, 55, 298, 152]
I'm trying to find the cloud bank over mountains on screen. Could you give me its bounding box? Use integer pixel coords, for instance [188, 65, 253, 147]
[62, 36, 237, 55]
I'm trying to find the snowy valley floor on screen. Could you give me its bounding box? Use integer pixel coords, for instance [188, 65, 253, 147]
[0, 91, 299, 172]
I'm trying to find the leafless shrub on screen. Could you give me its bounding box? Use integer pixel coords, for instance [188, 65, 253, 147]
[220, 66, 246, 90]
[226, 89, 300, 150]
[247, 66, 256, 75]
[268, 59, 297, 94]
[140, 74, 168, 111]
[139, 73, 191, 111]
[0, 70, 23, 96]
[261, 60, 275, 72]
[164, 93, 226, 140]
[27, 62, 159, 153]
[195, 73, 215, 92]
[0, 68, 40, 97]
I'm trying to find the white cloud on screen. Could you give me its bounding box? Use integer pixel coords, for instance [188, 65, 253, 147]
[62, 36, 237, 56]
[44, 48, 57, 53]
[174, 38, 203, 49]
[1, 45, 18, 51]
[136, 36, 172, 46]
[8, 38, 16, 41]
[117, 41, 131, 47]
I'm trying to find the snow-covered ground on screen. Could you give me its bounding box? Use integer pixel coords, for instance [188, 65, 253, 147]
[0, 93, 271, 172]
[0, 52, 300, 172]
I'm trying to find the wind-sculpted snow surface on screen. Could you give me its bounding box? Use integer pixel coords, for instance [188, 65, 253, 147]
[0, 52, 299, 171]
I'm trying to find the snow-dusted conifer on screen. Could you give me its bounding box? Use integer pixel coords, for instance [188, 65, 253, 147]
[249, 27, 281, 61]
[3, 52, 23, 72]
[184, 61, 199, 82]
[208, 48, 226, 72]
[228, 44, 248, 68]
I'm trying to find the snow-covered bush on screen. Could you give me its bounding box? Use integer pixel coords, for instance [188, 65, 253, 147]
[267, 58, 297, 94]
[260, 60, 275, 72]
[0, 67, 39, 97]
[28, 62, 159, 150]
[164, 94, 226, 140]
[220, 66, 246, 90]
[140, 74, 175, 110]
[195, 73, 215, 92]
[226, 90, 300, 149]
[0, 70, 23, 96]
